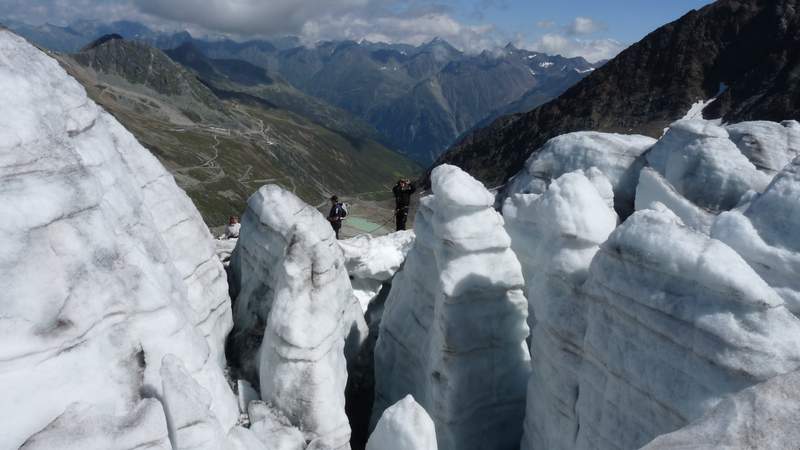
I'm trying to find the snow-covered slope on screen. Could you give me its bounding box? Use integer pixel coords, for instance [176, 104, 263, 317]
[0, 30, 239, 448]
[503, 171, 617, 450]
[373, 164, 530, 450]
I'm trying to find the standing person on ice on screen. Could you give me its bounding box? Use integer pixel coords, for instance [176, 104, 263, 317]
[327, 195, 347, 239]
[393, 178, 415, 231]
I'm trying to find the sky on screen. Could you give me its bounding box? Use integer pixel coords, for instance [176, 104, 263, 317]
[0, 0, 715, 62]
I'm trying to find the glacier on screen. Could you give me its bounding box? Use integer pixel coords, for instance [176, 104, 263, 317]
[366, 395, 437, 450]
[712, 155, 800, 315]
[0, 30, 239, 448]
[229, 185, 366, 449]
[726, 120, 800, 176]
[339, 230, 415, 311]
[642, 370, 800, 449]
[572, 207, 800, 449]
[645, 120, 770, 212]
[504, 131, 656, 216]
[503, 170, 617, 450]
[372, 164, 530, 450]
[7, 22, 800, 450]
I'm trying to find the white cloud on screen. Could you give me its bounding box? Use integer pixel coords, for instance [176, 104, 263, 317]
[133, 0, 503, 51]
[530, 33, 625, 62]
[567, 16, 605, 35]
[301, 13, 498, 52]
[0, 1, 628, 60]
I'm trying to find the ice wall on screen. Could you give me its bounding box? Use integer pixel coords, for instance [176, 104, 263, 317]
[573, 207, 800, 449]
[228, 186, 366, 385]
[231, 185, 365, 449]
[643, 370, 800, 449]
[503, 171, 617, 450]
[0, 30, 237, 448]
[373, 164, 530, 450]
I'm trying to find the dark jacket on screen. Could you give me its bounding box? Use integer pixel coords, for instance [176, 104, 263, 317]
[328, 203, 346, 224]
[393, 183, 416, 209]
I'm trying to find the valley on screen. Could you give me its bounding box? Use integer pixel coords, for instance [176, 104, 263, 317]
[54, 36, 418, 226]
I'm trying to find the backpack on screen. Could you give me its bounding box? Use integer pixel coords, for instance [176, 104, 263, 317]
[338, 203, 348, 218]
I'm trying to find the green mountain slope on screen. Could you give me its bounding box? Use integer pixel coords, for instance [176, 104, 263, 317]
[56, 35, 419, 226]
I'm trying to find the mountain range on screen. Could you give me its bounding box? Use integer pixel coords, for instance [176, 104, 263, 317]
[435, 0, 800, 186]
[55, 34, 419, 225]
[1, 18, 600, 163]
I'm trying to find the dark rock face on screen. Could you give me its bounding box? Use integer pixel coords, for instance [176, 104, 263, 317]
[435, 0, 800, 187]
[72, 36, 219, 107]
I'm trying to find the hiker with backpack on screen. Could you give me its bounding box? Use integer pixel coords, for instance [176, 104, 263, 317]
[327, 195, 347, 239]
[393, 178, 415, 231]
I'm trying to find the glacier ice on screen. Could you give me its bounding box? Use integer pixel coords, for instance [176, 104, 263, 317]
[339, 230, 415, 311]
[0, 30, 237, 448]
[726, 120, 800, 175]
[247, 401, 306, 450]
[504, 131, 656, 216]
[635, 167, 715, 234]
[645, 119, 770, 212]
[502, 171, 617, 450]
[19, 400, 171, 450]
[160, 354, 228, 449]
[373, 164, 530, 450]
[229, 185, 364, 449]
[367, 395, 438, 450]
[712, 155, 800, 315]
[643, 370, 800, 450]
[227, 185, 367, 386]
[572, 207, 800, 449]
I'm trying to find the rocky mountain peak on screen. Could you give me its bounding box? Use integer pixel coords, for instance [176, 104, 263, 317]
[435, 0, 800, 187]
[81, 33, 123, 51]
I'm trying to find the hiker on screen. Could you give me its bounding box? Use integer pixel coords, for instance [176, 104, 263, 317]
[220, 215, 240, 239]
[393, 178, 415, 231]
[327, 195, 347, 239]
